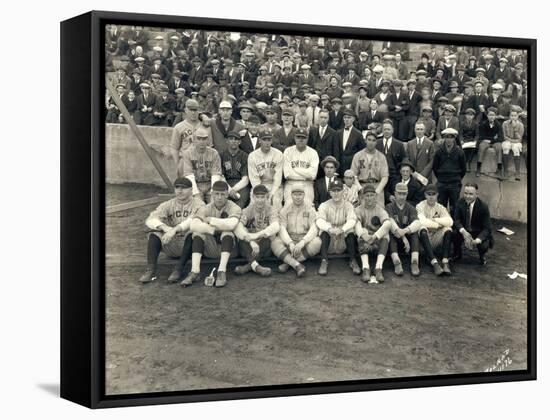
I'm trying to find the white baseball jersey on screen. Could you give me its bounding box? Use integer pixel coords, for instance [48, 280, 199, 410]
[317, 199, 357, 228]
[171, 119, 213, 155]
[279, 202, 317, 241]
[145, 197, 205, 230]
[283, 145, 319, 181]
[247, 147, 284, 187]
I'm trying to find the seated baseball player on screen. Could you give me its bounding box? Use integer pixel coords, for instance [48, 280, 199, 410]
[247, 129, 284, 209]
[354, 184, 392, 283]
[316, 178, 360, 276]
[452, 182, 494, 266]
[271, 185, 322, 277]
[220, 130, 251, 209]
[416, 184, 453, 276]
[182, 181, 241, 288]
[385, 182, 424, 277]
[233, 185, 280, 277]
[139, 177, 204, 284]
[342, 169, 362, 207]
[181, 126, 223, 203]
[283, 127, 319, 205]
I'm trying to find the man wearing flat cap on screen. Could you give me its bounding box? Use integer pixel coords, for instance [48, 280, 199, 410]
[334, 108, 365, 174]
[432, 128, 466, 216]
[328, 97, 345, 130]
[272, 109, 297, 152]
[135, 82, 157, 125]
[388, 80, 410, 140]
[435, 104, 460, 143]
[184, 180, 241, 288]
[477, 107, 504, 178]
[464, 80, 490, 122]
[391, 159, 425, 206]
[247, 128, 285, 209]
[151, 85, 177, 126]
[138, 177, 205, 284]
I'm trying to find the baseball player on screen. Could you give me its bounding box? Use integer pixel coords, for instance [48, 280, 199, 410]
[385, 182, 424, 277]
[354, 184, 392, 283]
[180, 126, 223, 203]
[220, 130, 250, 209]
[233, 185, 280, 277]
[139, 177, 204, 284]
[316, 179, 361, 276]
[271, 185, 322, 277]
[342, 169, 362, 207]
[350, 131, 389, 206]
[282, 127, 319, 205]
[247, 129, 284, 209]
[416, 184, 453, 276]
[182, 181, 241, 288]
[171, 99, 213, 176]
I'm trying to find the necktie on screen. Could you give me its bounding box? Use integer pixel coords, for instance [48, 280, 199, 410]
[465, 203, 472, 231]
[384, 140, 389, 154]
[320, 126, 325, 138]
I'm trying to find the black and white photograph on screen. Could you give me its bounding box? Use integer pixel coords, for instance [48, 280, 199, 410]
[103, 21, 531, 397]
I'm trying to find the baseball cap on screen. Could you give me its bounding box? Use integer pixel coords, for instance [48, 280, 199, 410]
[295, 128, 308, 138]
[360, 184, 376, 195]
[212, 181, 229, 192]
[219, 101, 233, 109]
[226, 131, 240, 139]
[328, 179, 344, 191]
[252, 185, 269, 196]
[394, 182, 408, 194]
[173, 177, 192, 188]
[185, 99, 200, 110]
[259, 129, 273, 140]
[425, 184, 438, 195]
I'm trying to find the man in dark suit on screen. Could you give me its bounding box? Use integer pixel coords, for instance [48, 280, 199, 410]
[308, 110, 337, 177]
[376, 119, 407, 203]
[134, 83, 157, 125]
[405, 80, 422, 139]
[389, 159, 424, 206]
[188, 57, 206, 91]
[239, 115, 262, 154]
[314, 156, 339, 209]
[388, 81, 410, 141]
[452, 182, 494, 265]
[449, 65, 471, 93]
[148, 57, 171, 83]
[464, 81, 490, 123]
[358, 99, 385, 131]
[328, 97, 345, 130]
[407, 120, 435, 182]
[334, 109, 365, 174]
[272, 110, 297, 152]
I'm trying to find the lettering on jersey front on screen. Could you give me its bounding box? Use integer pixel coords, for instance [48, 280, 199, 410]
[191, 159, 214, 182]
[290, 160, 311, 169]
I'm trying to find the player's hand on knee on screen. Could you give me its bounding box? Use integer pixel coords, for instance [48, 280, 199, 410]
[293, 241, 305, 258]
[403, 237, 410, 253]
[250, 241, 260, 259]
[161, 227, 177, 244]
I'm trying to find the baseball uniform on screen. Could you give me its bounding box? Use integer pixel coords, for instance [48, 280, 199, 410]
[247, 147, 284, 208]
[171, 119, 213, 175]
[316, 199, 357, 254]
[181, 145, 222, 201]
[416, 199, 453, 248]
[193, 200, 241, 258]
[282, 145, 319, 205]
[354, 204, 391, 254]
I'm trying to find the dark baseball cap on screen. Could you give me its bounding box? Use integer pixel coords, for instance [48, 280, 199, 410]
[328, 178, 344, 191]
[212, 180, 229, 192]
[295, 127, 308, 138]
[425, 184, 438, 195]
[226, 131, 241, 139]
[252, 184, 270, 196]
[173, 177, 192, 188]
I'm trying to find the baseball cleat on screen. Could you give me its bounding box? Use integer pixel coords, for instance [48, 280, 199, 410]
[374, 268, 385, 283]
[442, 262, 452, 276]
[394, 261, 404, 276]
[278, 263, 290, 273]
[411, 261, 420, 277]
[180, 271, 199, 287]
[215, 271, 227, 287]
[295, 264, 306, 278]
[432, 262, 444, 276]
[349, 259, 361, 275]
[361, 267, 371, 283]
[318, 259, 328, 276]
[254, 264, 272, 277]
[139, 268, 157, 284]
[167, 268, 182, 283]
[234, 263, 252, 275]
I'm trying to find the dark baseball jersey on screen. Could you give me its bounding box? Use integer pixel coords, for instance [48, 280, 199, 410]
[220, 149, 249, 182]
[240, 203, 278, 233]
[181, 145, 222, 183]
[385, 201, 419, 229]
[355, 204, 390, 235]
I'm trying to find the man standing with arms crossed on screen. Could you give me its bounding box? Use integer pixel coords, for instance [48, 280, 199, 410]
[283, 127, 320, 205]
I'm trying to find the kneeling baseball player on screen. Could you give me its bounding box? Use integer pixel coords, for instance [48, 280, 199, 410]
[139, 177, 204, 284]
[354, 184, 392, 283]
[182, 180, 241, 288]
[271, 185, 322, 277]
[316, 179, 361, 276]
[385, 182, 423, 277]
[234, 184, 280, 277]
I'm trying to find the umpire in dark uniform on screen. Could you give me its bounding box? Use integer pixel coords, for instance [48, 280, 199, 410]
[432, 128, 466, 216]
[452, 182, 493, 265]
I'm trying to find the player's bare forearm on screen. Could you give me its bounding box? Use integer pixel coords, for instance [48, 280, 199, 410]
[177, 219, 192, 233]
[434, 216, 453, 228]
[279, 227, 293, 246]
[234, 223, 248, 240]
[171, 148, 180, 166]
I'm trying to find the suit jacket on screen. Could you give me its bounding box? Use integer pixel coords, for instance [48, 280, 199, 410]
[210, 117, 246, 154]
[376, 138, 407, 183]
[239, 132, 261, 154]
[394, 177, 424, 206]
[388, 92, 410, 120]
[465, 94, 490, 120]
[358, 110, 385, 130]
[436, 116, 461, 140]
[272, 126, 297, 152]
[308, 125, 337, 176]
[328, 109, 345, 130]
[136, 93, 157, 112]
[406, 137, 435, 179]
[314, 177, 333, 209]
[453, 198, 494, 246]
[406, 91, 422, 117]
[334, 127, 365, 173]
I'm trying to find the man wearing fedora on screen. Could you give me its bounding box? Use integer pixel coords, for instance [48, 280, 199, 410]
[407, 120, 436, 184]
[314, 156, 339, 209]
[390, 159, 425, 206]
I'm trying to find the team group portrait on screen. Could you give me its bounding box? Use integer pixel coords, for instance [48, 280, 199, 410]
[104, 24, 529, 395]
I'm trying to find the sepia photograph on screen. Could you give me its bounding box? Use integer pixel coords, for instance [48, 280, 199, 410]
[103, 20, 530, 396]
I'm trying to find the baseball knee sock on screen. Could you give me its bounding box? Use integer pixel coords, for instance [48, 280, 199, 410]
[177, 235, 193, 271]
[514, 156, 521, 174]
[345, 234, 357, 261]
[320, 232, 330, 260]
[219, 236, 234, 272]
[391, 252, 401, 265]
[419, 230, 435, 262]
[442, 231, 452, 260]
[282, 254, 300, 268]
[191, 236, 205, 273]
[411, 251, 419, 264]
[361, 254, 370, 269]
[147, 234, 162, 266]
[219, 252, 230, 272]
[375, 254, 385, 269]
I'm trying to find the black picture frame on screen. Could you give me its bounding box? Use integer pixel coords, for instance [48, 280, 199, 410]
[61, 10, 537, 409]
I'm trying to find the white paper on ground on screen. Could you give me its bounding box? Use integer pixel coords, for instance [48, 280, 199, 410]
[507, 271, 527, 280]
[498, 227, 515, 235]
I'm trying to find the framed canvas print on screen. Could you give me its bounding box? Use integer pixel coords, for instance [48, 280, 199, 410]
[61, 10, 536, 408]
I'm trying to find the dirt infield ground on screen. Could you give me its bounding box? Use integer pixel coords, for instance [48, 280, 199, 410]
[105, 184, 528, 395]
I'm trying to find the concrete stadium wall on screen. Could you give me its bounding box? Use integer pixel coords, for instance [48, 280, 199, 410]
[105, 123, 527, 222]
